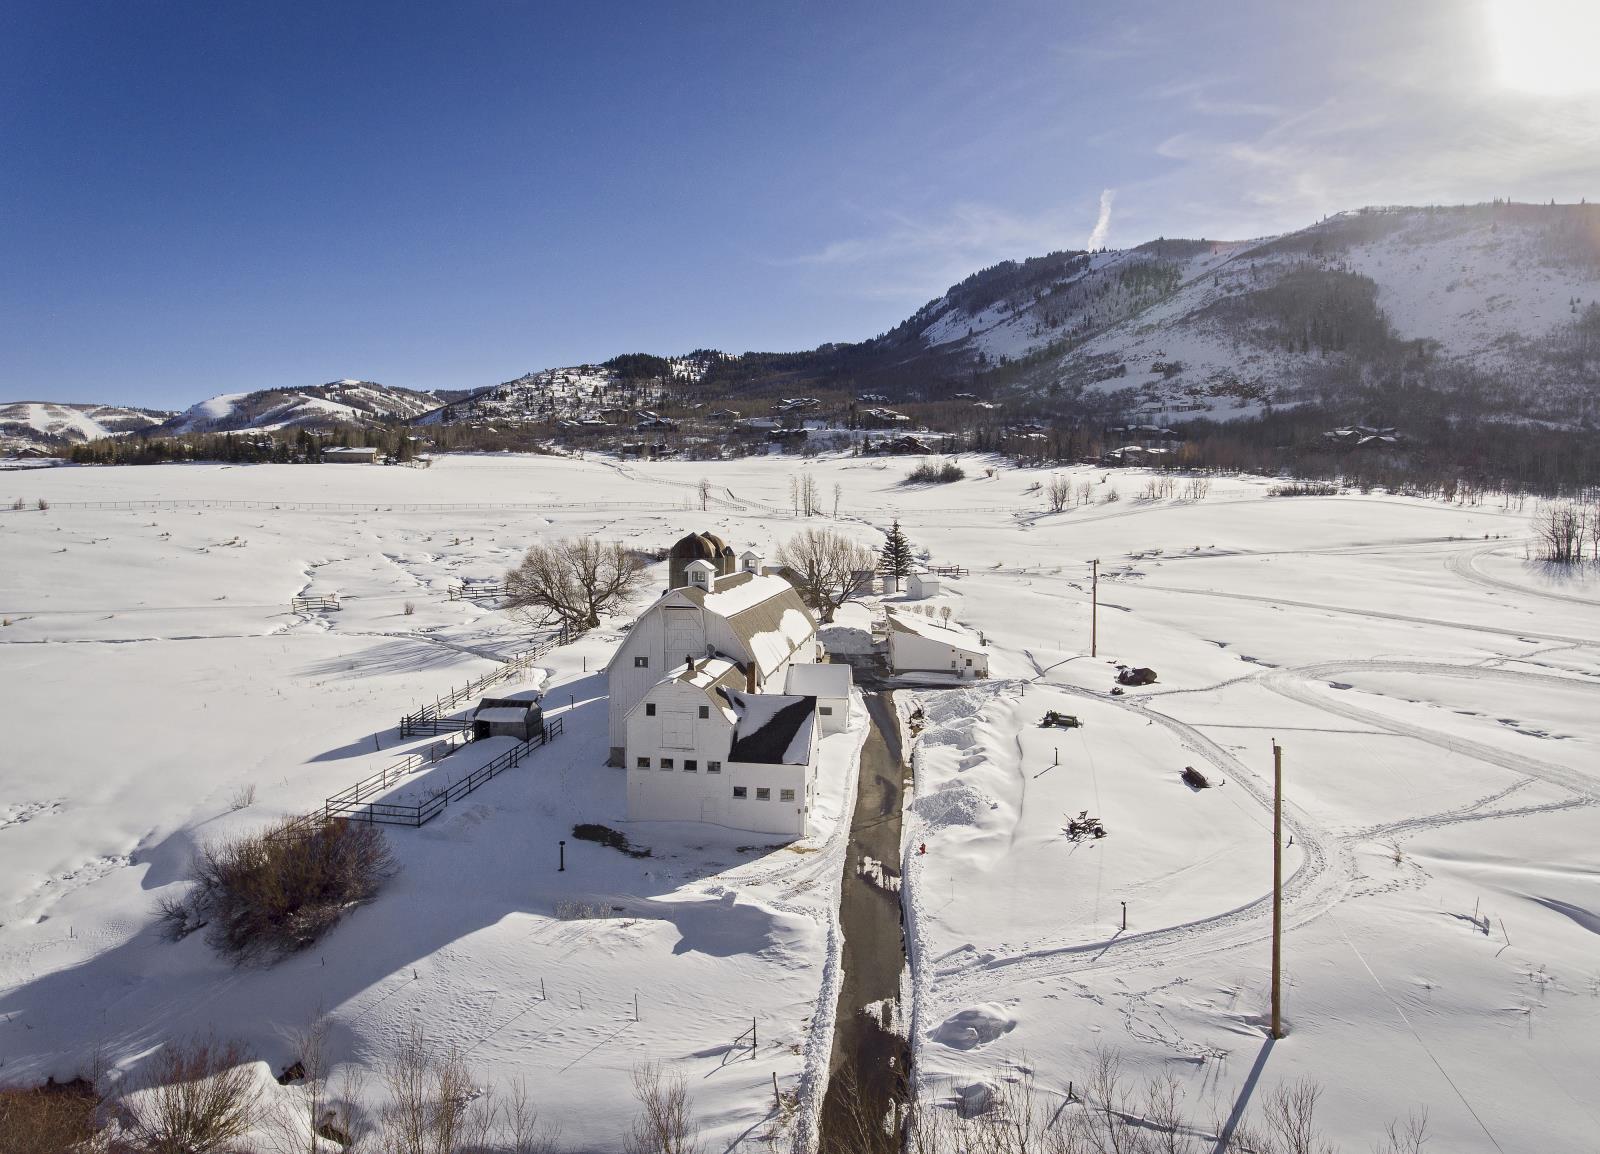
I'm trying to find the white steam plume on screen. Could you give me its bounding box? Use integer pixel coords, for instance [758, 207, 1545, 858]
[1087, 188, 1115, 250]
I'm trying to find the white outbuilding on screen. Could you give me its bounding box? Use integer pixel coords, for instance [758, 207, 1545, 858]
[906, 570, 941, 598]
[887, 610, 988, 678]
[783, 662, 853, 734]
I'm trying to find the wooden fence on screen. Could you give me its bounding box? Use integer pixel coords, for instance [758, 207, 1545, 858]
[291, 594, 341, 612]
[448, 580, 506, 601]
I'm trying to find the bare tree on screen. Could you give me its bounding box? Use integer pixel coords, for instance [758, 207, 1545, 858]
[378, 1024, 492, 1154]
[697, 478, 711, 512]
[1532, 500, 1587, 564]
[833, 481, 843, 518]
[622, 1062, 701, 1154]
[1046, 475, 1072, 513]
[776, 528, 876, 623]
[505, 537, 648, 631]
[125, 1035, 262, 1154]
[798, 473, 821, 517]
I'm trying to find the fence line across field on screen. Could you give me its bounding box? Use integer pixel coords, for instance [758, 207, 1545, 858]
[280, 715, 565, 834]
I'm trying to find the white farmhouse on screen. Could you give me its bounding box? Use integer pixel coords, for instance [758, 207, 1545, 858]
[784, 662, 853, 734]
[887, 610, 988, 678]
[605, 534, 819, 766]
[623, 658, 819, 837]
[906, 569, 941, 599]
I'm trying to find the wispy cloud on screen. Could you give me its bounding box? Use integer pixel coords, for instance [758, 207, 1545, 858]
[779, 201, 1090, 302]
[1087, 189, 1116, 249]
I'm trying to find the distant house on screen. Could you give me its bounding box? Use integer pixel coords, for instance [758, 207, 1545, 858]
[783, 662, 853, 734]
[709, 408, 741, 422]
[322, 446, 379, 464]
[887, 611, 988, 678]
[906, 570, 941, 599]
[472, 697, 543, 742]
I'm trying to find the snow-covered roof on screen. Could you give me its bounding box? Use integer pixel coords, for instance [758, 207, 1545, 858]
[784, 662, 852, 698]
[717, 690, 817, 765]
[888, 611, 984, 652]
[474, 706, 532, 724]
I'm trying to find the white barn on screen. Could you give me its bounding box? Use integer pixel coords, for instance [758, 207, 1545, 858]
[605, 568, 819, 765]
[784, 662, 853, 734]
[906, 569, 941, 599]
[624, 658, 820, 836]
[887, 611, 988, 678]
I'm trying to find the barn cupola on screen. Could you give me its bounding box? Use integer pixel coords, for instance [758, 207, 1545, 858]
[684, 558, 717, 591]
[739, 548, 764, 574]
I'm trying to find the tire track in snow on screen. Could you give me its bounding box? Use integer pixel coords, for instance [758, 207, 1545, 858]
[1261, 660, 1600, 802]
[933, 683, 1353, 997]
[1445, 542, 1600, 609]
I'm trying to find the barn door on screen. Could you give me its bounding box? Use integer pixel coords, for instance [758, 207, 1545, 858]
[664, 608, 700, 669]
[662, 711, 694, 748]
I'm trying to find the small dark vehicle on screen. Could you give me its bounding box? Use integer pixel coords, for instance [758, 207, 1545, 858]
[1181, 766, 1211, 790]
[1116, 666, 1158, 687]
[1065, 810, 1107, 840]
[1040, 711, 1082, 729]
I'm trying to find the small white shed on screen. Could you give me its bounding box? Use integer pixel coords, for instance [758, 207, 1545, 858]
[784, 662, 853, 734]
[906, 570, 941, 599]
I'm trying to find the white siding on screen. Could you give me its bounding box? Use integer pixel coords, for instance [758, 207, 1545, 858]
[888, 630, 989, 677]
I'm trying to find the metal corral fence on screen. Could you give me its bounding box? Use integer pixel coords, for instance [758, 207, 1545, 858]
[398, 634, 563, 737]
[447, 580, 506, 601]
[290, 594, 342, 612]
[323, 717, 565, 828]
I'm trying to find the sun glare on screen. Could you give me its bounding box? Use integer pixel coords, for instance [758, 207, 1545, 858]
[1486, 0, 1600, 95]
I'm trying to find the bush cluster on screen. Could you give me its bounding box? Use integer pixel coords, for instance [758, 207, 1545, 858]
[905, 459, 965, 484]
[165, 817, 397, 962]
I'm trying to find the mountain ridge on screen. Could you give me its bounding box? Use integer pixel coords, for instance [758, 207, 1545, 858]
[6, 202, 1599, 452]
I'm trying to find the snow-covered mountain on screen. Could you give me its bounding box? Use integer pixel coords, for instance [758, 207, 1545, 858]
[0, 401, 173, 451]
[878, 203, 1600, 422]
[164, 379, 441, 435]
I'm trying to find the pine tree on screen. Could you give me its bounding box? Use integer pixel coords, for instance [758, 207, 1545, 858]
[881, 520, 913, 579]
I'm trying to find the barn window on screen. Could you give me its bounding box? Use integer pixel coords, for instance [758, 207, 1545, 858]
[780, 788, 795, 802]
[645, 703, 656, 716]
[660, 757, 673, 770]
[684, 760, 697, 772]
[732, 786, 747, 799]
[819, 706, 833, 715]
[634, 656, 649, 668]
[707, 761, 722, 774]
[756, 787, 771, 801]
[636, 756, 650, 769]
[698, 706, 709, 719]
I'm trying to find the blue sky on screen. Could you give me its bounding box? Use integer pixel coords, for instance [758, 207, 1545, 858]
[4, 1, 1597, 408]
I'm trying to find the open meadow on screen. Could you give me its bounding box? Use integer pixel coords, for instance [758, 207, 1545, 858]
[3, 452, 1598, 1152]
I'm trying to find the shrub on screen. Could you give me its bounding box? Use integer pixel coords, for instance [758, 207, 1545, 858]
[124, 1035, 262, 1154]
[1268, 480, 1341, 497]
[572, 823, 652, 859]
[179, 817, 397, 962]
[404, 601, 416, 616]
[904, 459, 965, 484]
[0, 1079, 99, 1154]
[36, 497, 48, 511]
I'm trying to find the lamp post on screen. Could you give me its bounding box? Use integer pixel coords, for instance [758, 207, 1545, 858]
[559, 839, 566, 872]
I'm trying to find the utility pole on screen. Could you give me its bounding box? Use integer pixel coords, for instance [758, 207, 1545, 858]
[1090, 558, 1100, 658]
[1271, 741, 1283, 1039]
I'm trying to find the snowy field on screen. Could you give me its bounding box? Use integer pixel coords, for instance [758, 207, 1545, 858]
[2, 453, 1598, 1152]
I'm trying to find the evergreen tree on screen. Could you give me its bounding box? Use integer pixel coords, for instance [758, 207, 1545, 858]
[881, 519, 913, 578]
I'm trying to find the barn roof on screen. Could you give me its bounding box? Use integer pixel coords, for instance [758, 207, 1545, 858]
[675, 572, 817, 677]
[717, 690, 817, 765]
[888, 611, 984, 653]
[784, 662, 852, 698]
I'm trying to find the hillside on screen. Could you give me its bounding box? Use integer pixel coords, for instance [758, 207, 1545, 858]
[165, 379, 441, 435]
[13, 204, 1600, 451]
[879, 203, 1600, 423]
[0, 401, 173, 451]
